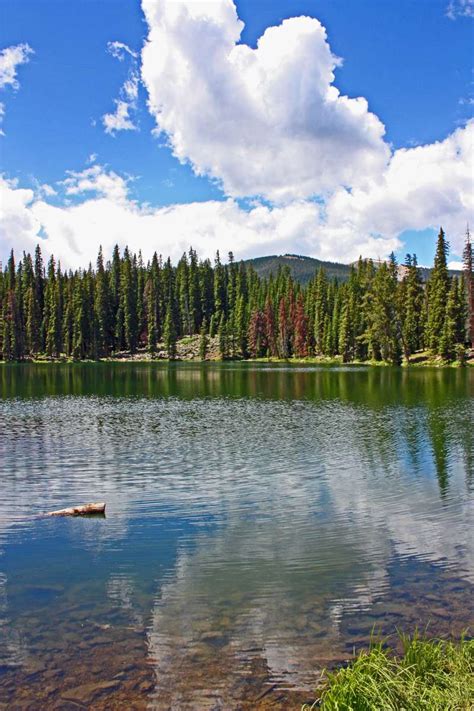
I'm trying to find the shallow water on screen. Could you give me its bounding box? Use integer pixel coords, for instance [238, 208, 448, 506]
[0, 363, 473, 709]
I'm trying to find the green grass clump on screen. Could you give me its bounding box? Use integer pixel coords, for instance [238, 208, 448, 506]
[302, 633, 473, 710]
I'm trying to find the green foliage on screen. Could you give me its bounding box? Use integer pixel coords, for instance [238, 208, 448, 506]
[0, 228, 471, 363]
[302, 634, 474, 711]
[163, 303, 177, 360]
[400, 254, 424, 360]
[426, 228, 450, 353]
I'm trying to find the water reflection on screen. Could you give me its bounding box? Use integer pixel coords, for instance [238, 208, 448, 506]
[0, 364, 472, 708]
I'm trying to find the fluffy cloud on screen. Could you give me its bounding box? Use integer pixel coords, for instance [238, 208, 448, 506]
[102, 41, 139, 135]
[60, 164, 131, 203]
[3, 119, 473, 269]
[0, 176, 40, 256]
[321, 121, 474, 259]
[2, 3, 473, 267]
[0, 43, 33, 90]
[0, 43, 33, 133]
[446, 0, 474, 18]
[137, 0, 472, 256]
[0, 165, 399, 268]
[141, 0, 389, 203]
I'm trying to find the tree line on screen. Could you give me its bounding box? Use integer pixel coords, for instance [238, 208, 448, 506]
[1, 228, 473, 364]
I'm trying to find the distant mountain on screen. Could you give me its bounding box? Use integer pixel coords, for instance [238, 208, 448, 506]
[241, 253, 462, 285]
[242, 254, 351, 284]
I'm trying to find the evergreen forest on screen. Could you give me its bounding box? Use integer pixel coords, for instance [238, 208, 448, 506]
[1, 228, 473, 364]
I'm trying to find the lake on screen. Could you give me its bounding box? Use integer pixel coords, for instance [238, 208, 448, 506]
[0, 363, 472, 709]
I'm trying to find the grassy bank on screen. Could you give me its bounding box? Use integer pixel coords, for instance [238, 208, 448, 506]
[302, 634, 473, 710]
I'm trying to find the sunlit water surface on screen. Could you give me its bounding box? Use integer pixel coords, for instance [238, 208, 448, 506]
[0, 364, 473, 709]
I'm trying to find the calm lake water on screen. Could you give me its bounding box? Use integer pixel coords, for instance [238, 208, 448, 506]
[0, 363, 473, 709]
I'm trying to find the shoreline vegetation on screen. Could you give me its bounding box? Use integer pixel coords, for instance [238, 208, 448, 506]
[2, 340, 473, 367]
[1, 227, 473, 366]
[301, 634, 473, 710]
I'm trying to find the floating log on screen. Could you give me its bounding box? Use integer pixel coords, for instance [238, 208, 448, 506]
[46, 502, 106, 517]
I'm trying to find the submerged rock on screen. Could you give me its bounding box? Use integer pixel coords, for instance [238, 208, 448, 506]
[61, 679, 120, 704]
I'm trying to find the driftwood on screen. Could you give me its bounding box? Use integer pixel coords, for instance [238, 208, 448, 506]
[46, 502, 106, 517]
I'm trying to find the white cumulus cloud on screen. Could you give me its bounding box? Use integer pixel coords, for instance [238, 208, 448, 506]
[0, 43, 33, 90]
[321, 121, 474, 260]
[0, 43, 33, 133]
[446, 0, 474, 19]
[60, 164, 132, 203]
[2, 3, 473, 268]
[141, 0, 389, 203]
[1, 164, 399, 268]
[0, 176, 40, 256]
[102, 41, 139, 135]
[2, 120, 473, 271]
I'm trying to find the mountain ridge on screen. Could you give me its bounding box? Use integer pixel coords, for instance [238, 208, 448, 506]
[241, 253, 462, 284]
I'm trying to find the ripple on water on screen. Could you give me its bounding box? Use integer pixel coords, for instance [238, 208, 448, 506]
[0, 365, 473, 708]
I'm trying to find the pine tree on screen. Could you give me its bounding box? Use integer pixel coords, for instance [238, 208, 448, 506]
[439, 278, 459, 361]
[278, 297, 290, 358]
[313, 268, 328, 354]
[263, 296, 277, 357]
[164, 303, 177, 359]
[121, 247, 138, 353]
[25, 285, 39, 355]
[62, 279, 74, 357]
[188, 247, 201, 334]
[110, 244, 121, 349]
[95, 246, 111, 357]
[213, 250, 226, 321]
[366, 258, 401, 365]
[72, 276, 86, 359]
[1, 229, 465, 365]
[339, 295, 353, 363]
[400, 254, 424, 361]
[248, 309, 265, 358]
[454, 276, 467, 345]
[426, 228, 450, 354]
[144, 276, 157, 355]
[463, 227, 474, 347]
[218, 311, 228, 359]
[293, 293, 308, 357]
[43, 256, 60, 357]
[235, 294, 248, 357]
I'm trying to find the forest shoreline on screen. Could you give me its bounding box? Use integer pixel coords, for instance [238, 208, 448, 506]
[2, 344, 473, 368]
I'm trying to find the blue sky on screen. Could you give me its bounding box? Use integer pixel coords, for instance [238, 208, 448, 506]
[0, 0, 473, 268]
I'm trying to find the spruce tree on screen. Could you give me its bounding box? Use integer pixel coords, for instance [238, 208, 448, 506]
[95, 246, 111, 357]
[213, 250, 226, 320]
[400, 254, 424, 361]
[439, 278, 459, 361]
[426, 228, 450, 354]
[293, 293, 308, 357]
[463, 228, 473, 347]
[144, 276, 157, 355]
[72, 276, 86, 359]
[235, 294, 248, 357]
[44, 256, 60, 358]
[264, 296, 277, 357]
[218, 311, 229, 359]
[121, 247, 138, 353]
[164, 303, 177, 359]
[339, 296, 353, 363]
[248, 309, 265, 358]
[278, 297, 290, 358]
